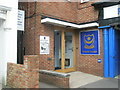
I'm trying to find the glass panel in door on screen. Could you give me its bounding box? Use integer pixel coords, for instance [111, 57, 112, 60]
[54, 30, 61, 70]
[65, 32, 73, 68]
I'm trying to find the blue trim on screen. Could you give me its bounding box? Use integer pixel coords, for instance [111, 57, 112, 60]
[98, 26, 111, 29]
[103, 28, 109, 77]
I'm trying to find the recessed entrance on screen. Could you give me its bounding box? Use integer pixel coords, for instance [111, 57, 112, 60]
[54, 30, 76, 72]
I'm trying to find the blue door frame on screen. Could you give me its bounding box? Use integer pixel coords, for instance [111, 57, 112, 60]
[99, 26, 120, 78]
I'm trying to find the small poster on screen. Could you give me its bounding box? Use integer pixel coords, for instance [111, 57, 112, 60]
[40, 36, 50, 54]
[80, 30, 99, 55]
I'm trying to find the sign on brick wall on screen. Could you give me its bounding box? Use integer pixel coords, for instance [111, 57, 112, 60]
[80, 30, 99, 55]
[17, 10, 25, 31]
[40, 36, 50, 54]
[104, 5, 120, 19]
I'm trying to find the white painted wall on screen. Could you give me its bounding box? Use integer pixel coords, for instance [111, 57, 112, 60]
[104, 5, 119, 19]
[0, 0, 18, 85]
[0, 19, 5, 87]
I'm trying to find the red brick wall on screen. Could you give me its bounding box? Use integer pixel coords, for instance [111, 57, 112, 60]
[77, 6, 98, 23]
[35, 24, 55, 70]
[7, 55, 40, 88]
[38, 2, 77, 23]
[40, 72, 70, 88]
[77, 1, 99, 23]
[18, 1, 104, 76]
[24, 55, 40, 70]
[24, 18, 55, 70]
[76, 28, 103, 76]
[19, 1, 99, 55]
[19, 2, 55, 70]
[7, 63, 39, 88]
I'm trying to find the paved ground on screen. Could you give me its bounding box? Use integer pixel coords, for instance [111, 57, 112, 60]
[39, 71, 103, 88]
[39, 82, 59, 88]
[39, 78, 119, 89]
[68, 71, 103, 88]
[80, 78, 119, 88]
[39, 72, 120, 88]
[0, 83, 1, 89]
[1, 71, 119, 89]
[0, 72, 2, 90]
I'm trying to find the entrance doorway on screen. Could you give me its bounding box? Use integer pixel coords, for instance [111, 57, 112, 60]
[54, 30, 76, 72]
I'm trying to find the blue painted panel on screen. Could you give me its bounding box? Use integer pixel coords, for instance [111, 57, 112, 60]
[103, 28, 109, 77]
[117, 30, 120, 75]
[80, 30, 99, 55]
[103, 26, 120, 78]
[114, 30, 120, 76]
[108, 27, 120, 77]
[109, 27, 115, 78]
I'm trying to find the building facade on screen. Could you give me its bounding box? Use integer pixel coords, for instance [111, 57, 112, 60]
[0, 0, 19, 86]
[93, 1, 120, 78]
[19, 0, 120, 78]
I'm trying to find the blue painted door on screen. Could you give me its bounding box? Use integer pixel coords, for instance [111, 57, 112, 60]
[102, 27, 120, 78]
[114, 30, 120, 76]
[109, 27, 120, 77]
[108, 27, 115, 78]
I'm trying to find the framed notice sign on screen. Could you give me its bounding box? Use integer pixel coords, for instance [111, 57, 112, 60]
[80, 30, 99, 55]
[40, 36, 50, 54]
[17, 10, 25, 31]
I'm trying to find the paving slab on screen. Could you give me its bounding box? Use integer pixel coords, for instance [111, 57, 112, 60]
[68, 71, 103, 88]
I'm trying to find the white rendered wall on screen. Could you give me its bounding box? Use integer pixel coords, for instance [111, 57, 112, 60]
[0, 19, 5, 88]
[0, 0, 18, 85]
[104, 5, 119, 19]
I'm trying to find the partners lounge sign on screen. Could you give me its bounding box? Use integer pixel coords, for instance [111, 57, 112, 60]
[80, 30, 99, 55]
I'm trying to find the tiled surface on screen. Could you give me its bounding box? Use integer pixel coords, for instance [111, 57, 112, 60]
[68, 71, 103, 88]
